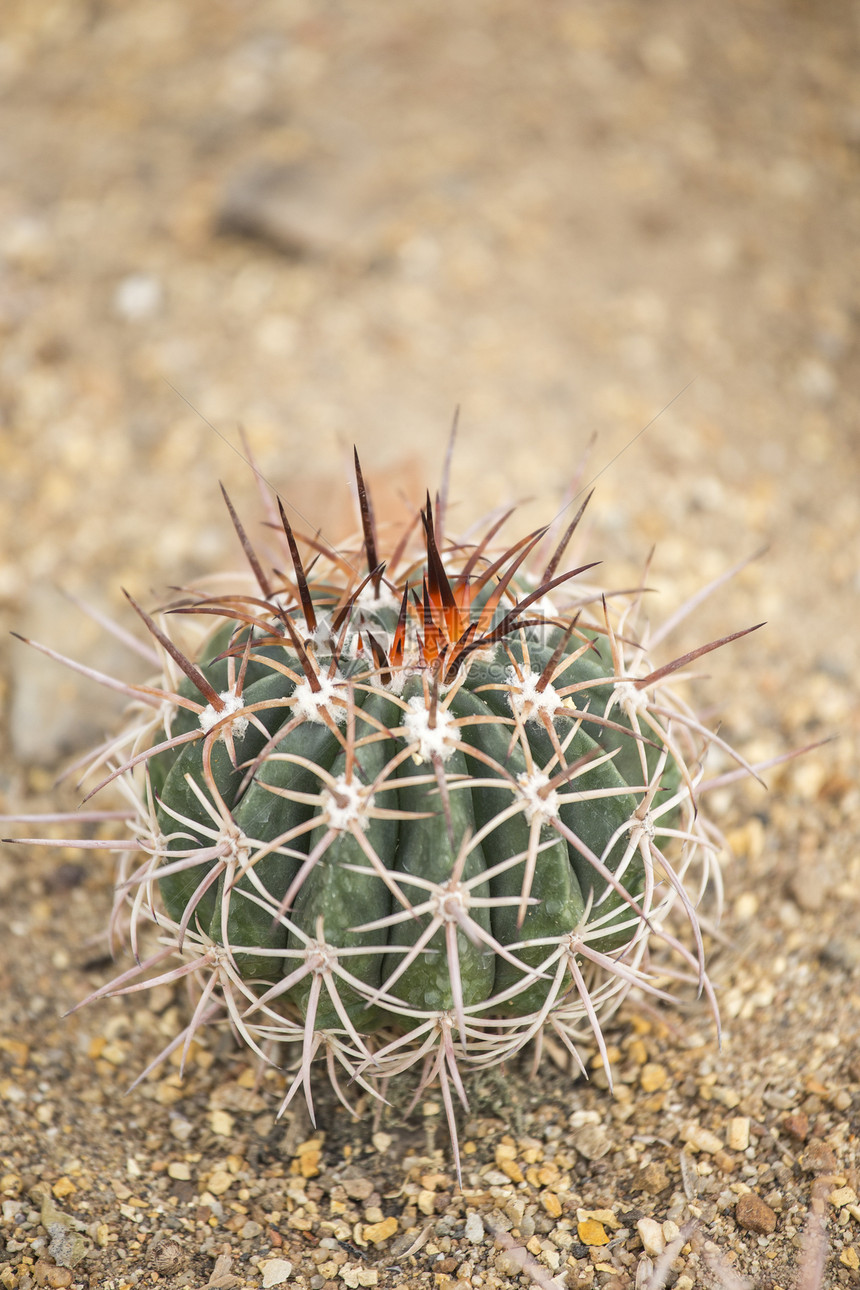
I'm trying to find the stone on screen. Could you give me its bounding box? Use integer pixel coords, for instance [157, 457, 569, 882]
[637, 1217, 665, 1256]
[640, 1062, 668, 1092]
[727, 1117, 750, 1152]
[464, 1212, 485, 1243]
[206, 1169, 233, 1196]
[570, 1123, 612, 1161]
[800, 1141, 838, 1175]
[578, 1219, 609, 1246]
[735, 1193, 777, 1234]
[680, 1122, 724, 1154]
[260, 1258, 293, 1287]
[363, 1216, 398, 1244]
[641, 1162, 670, 1194]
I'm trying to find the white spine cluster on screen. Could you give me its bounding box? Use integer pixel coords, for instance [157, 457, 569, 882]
[292, 675, 347, 725]
[506, 666, 562, 724]
[404, 695, 459, 763]
[199, 690, 249, 739]
[516, 768, 560, 824]
[322, 775, 373, 833]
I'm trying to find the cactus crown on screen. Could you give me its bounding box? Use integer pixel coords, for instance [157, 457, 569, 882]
[10, 444, 769, 1177]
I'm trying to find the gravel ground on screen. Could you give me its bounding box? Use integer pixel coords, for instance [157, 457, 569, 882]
[1, 3, 859, 1288]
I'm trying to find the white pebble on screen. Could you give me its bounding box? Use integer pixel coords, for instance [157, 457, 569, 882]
[681, 1122, 724, 1154]
[114, 272, 163, 321]
[465, 1211, 485, 1244]
[261, 1258, 293, 1287]
[637, 1217, 666, 1256]
[728, 1116, 751, 1152]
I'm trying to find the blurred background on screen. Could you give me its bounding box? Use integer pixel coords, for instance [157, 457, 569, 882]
[1, 0, 858, 767]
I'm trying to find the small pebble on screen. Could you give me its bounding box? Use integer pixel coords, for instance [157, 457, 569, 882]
[33, 1262, 72, 1288]
[783, 1112, 809, 1141]
[499, 1159, 525, 1184]
[570, 1123, 612, 1160]
[640, 1062, 667, 1092]
[363, 1216, 398, 1244]
[577, 1208, 620, 1230]
[541, 1191, 562, 1218]
[637, 1217, 665, 1256]
[210, 1109, 235, 1137]
[260, 1258, 293, 1287]
[206, 1169, 233, 1196]
[727, 1117, 750, 1152]
[417, 1189, 436, 1216]
[464, 1212, 485, 1243]
[641, 1162, 670, 1194]
[341, 1176, 375, 1201]
[681, 1122, 724, 1154]
[735, 1193, 777, 1234]
[578, 1219, 609, 1246]
[800, 1141, 838, 1174]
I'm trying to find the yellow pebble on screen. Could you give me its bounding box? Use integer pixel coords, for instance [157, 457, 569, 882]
[628, 1039, 648, 1066]
[417, 1189, 436, 1216]
[206, 1169, 232, 1196]
[295, 1138, 324, 1154]
[541, 1191, 562, 1219]
[209, 1109, 234, 1137]
[840, 1247, 859, 1271]
[300, 1151, 321, 1178]
[52, 1177, 76, 1199]
[640, 1062, 668, 1092]
[577, 1219, 609, 1246]
[363, 1216, 398, 1244]
[500, 1159, 525, 1184]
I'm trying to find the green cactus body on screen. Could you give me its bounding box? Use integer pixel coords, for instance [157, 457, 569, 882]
[16, 450, 750, 1161]
[390, 679, 494, 1014]
[452, 685, 585, 1013]
[150, 576, 672, 1019]
[286, 689, 400, 1029]
[155, 666, 296, 929]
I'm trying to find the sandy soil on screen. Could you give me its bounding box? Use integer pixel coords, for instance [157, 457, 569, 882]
[1, 2, 859, 1288]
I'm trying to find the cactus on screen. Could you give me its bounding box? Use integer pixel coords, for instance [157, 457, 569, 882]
[7, 444, 776, 1176]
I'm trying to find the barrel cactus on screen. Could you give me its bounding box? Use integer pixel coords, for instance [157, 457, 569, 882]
[10, 446, 768, 1174]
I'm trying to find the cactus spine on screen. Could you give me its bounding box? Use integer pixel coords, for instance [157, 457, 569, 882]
[9, 445, 768, 1174]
